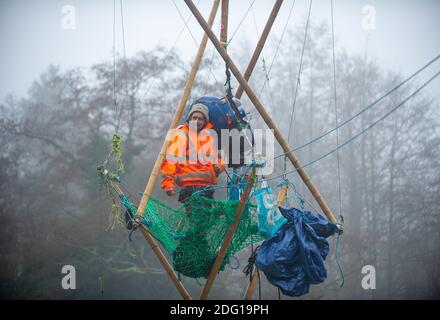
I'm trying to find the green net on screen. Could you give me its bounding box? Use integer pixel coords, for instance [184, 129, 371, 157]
[121, 193, 263, 279]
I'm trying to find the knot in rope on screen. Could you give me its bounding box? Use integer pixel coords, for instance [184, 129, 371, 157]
[243, 245, 260, 277]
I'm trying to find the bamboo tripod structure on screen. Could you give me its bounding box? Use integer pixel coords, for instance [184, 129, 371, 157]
[130, 0, 336, 300]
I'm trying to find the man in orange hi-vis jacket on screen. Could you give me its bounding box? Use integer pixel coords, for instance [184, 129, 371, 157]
[161, 103, 225, 204]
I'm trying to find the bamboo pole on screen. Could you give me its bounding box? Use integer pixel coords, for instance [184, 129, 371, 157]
[235, 0, 284, 99]
[131, 0, 220, 300]
[220, 0, 229, 48]
[276, 184, 288, 206]
[184, 0, 337, 224]
[243, 184, 287, 300]
[109, 179, 123, 194]
[200, 172, 256, 300]
[243, 268, 259, 300]
[108, 180, 192, 300]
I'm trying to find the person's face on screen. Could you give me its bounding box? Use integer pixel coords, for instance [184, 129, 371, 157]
[190, 112, 206, 131]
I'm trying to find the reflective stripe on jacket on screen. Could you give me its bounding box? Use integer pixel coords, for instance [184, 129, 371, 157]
[160, 122, 225, 191]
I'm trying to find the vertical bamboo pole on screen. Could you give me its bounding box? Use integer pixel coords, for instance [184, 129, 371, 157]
[235, 0, 284, 99]
[220, 0, 229, 48]
[243, 184, 287, 300]
[276, 184, 288, 206]
[243, 269, 259, 300]
[132, 0, 220, 300]
[200, 172, 256, 300]
[184, 0, 337, 223]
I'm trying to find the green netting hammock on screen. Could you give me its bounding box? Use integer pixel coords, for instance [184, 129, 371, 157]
[119, 193, 264, 279]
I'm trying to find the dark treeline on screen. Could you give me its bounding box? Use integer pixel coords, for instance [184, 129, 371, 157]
[1, 21, 439, 299]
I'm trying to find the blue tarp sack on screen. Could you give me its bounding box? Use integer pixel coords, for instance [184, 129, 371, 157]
[253, 183, 287, 238]
[255, 206, 339, 297]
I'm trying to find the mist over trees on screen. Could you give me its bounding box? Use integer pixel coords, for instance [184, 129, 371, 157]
[1, 20, 439, 299]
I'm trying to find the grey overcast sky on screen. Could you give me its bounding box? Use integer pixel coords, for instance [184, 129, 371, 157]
[0, 0, 439, 101]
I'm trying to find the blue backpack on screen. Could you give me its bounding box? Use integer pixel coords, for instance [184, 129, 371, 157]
[191, 96, 246, 132]
[191, 96, 247, 168]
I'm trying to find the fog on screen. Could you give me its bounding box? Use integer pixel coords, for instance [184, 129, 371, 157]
[0, 0, 439, 300]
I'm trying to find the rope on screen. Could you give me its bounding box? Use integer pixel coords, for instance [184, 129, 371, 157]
[264, 161, 321, 212]
[274, 53, 440, 160]
[266, 70, 440, 183]
[284, 0, 312, 172]
[112, 0, 119, 132]
[128, 228, 136, 242]
[335, 231, 344, 288]
[207, 19, 222, 86]
[171, 0, 218, 83]
[249, 0, 296, 121]
[195, 278, 203, 287]
[227, 0, 257, 46]
[223, 63, 257, 156]
[286, 0, 312, 146]
[110, 0, 129, 132]
[330, 0, 343, 223]
[140, 0, 205, 101]
[224, 64, 243, 124]
[98, 275, 104, 295]
[249, 1, 275, 111]
[258, 0, 296, 98]
[258, 268, 261, 300]
[120, 0, 128, 131]
[243, 245, 262, 299]
[243, 245, 260, 277]
[229, 256, 240, 270]
[331, 0, 344, 288]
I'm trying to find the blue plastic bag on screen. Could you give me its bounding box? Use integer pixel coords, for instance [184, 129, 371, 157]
[255, 207, 339, 297]
[253, 185, 287, 238]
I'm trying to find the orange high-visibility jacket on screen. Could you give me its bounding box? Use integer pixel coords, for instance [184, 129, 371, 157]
[160, 122, 225, 192]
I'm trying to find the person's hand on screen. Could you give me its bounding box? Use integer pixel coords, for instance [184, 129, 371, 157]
[166, 189, 176, 196]
[213, 164, 223, 176]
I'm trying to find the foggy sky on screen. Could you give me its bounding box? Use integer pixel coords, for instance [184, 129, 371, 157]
[1, 0, 439, 101]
